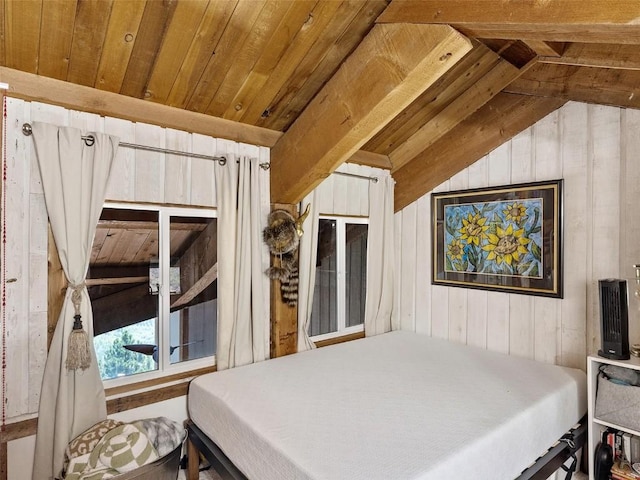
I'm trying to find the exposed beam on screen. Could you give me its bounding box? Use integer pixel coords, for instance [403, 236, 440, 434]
[176, 219, 218, 308]
[0, 67, 280, 147]
[364, 43, 496, 155]
[389, 56, 525, 172]
[377, 1, 640, 44]
[393, 93, 566, 211]
[171, 263, 218, 309]
[86, 276, 148, 286]
[0, 418, 37, 443]
[539, 43, 640, 70]
[0, 66, 384, 174]
[0, 67, 389, 171]
[89, 266, 149, 280]
[522, 40, 566, 57]
[97, 220, 206, 231]
[270, 24, 473, 204]
[92, 284, 156, 336]
[505, 63, 640, 110]
[270, 203, 299, 357]
[348, 149, 392, 169]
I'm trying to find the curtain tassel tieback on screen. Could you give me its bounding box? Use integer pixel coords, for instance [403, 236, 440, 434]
[66, 282, 91, 371]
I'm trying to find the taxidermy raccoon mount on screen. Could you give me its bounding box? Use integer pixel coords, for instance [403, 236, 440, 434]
[263, 205, 310, 307]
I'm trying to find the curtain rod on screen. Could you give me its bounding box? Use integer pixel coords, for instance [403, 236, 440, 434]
[21, 123, 378, 179]
[332, 171, 378, 183]
[21, 122, 272, 170]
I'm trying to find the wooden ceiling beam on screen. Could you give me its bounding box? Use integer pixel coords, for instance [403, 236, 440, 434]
[270, 24, 473, 204]
[538, 43, 640, 70]
[86, 276, 149, 287]
[389, 56, 526, 172]
[522, 40, 566, 58]
[92, 284, 156, 336]
[363, 44, 492, 155]
[505, 63, 640, 110]
[0, 66, 281, 147]
[349, 150, 392, 169]
[393, 93, 566, 211]
[378, 1, 640, 44]
[0, 67, 387, 171]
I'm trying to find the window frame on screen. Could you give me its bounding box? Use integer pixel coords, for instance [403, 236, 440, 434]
[95, 201, 218, 390]
[309, 215, 368, 343]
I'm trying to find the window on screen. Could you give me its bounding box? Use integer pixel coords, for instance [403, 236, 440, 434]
[310, 216, 368, 341]
[89, 204, 217, 383]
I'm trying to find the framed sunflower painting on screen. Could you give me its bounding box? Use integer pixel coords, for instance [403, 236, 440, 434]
[431, 179, 563, 297]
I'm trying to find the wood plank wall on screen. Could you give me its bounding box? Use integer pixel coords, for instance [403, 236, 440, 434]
[394, 102, 640, 370]
[1, 97, 270, 422]
[1, 96, 377, 425]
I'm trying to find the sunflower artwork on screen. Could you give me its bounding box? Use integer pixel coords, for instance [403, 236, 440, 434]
[432, 180, 562, 297]
[444, 199, 542, 277]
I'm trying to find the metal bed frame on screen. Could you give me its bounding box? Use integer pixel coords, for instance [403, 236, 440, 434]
[185, 416, 587, 480]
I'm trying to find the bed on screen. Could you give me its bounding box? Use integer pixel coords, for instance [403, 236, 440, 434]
[186, 331, 587, 480]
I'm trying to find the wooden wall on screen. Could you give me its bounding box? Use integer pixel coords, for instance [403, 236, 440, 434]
[394, 101, 640, 370]
[2, 95, 379, 479]
[1, 97, 271, 422]
[1, 96, 378, 423]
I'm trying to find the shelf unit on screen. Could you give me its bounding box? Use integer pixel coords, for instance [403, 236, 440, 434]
[587, 354, 640, 480]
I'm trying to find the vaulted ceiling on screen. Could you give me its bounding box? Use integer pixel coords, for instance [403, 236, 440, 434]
[2, 0, 639, 211]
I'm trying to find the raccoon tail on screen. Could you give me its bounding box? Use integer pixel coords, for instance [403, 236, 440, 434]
[280, 265, 299, 307]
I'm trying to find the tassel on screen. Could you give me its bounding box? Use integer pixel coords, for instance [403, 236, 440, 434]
[66, 283, 91, 371]
[66, 314, 91, 371]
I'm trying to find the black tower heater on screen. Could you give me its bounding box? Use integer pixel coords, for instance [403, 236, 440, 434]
[598, 279, 630, 360]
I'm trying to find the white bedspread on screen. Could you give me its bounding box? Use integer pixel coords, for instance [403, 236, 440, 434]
[188, 331, 586, 480]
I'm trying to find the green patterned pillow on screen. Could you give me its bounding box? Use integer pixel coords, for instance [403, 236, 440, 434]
[63, 419, 123, 474]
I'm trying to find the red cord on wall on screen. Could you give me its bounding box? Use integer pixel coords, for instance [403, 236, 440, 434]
[1, 95, 7, 432]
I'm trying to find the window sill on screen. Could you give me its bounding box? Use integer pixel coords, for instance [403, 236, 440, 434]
[105, 365, 216, 413]
[314, 331, 365, 348]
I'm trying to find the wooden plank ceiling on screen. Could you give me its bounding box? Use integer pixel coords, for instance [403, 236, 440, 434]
[2, 0, 639, 210]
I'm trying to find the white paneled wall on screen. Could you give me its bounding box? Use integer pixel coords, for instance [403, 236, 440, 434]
[1, 97, 269, 420]
[395, 102, 640, 370]
[315, 162, 380, 217]
[1, 96, 374, 421]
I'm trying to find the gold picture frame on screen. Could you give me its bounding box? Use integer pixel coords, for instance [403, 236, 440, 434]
[431, 180, 563, 298]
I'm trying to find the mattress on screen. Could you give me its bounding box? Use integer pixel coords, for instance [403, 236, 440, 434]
[188, 331, 587, 480]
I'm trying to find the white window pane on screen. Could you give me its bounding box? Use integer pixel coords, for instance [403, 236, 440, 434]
[169, 216, 217, 364]
[345, 223, 367, 328]
[89, 208, 159, 380]
[310, 218, 368, 340]
[311, 219, 337, 336]
[94, 320, 156, 379]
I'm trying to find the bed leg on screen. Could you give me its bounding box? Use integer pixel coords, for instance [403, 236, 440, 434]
[187, 436, 200, 480]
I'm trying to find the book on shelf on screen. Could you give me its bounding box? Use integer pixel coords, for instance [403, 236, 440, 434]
[611, 460, 640, 479]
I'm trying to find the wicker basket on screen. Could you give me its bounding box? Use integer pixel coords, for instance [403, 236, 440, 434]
[111, 439, 183, 480]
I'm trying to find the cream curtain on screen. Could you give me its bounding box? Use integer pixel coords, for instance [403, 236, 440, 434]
[296, 191, 319, 352]
[214, 155, 270, 370]
[31, 122, 118, 479]
[364, 170, 395, 336]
